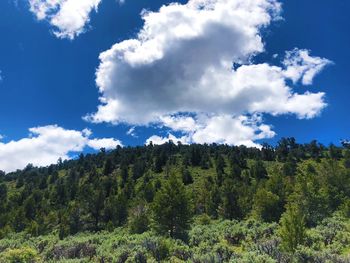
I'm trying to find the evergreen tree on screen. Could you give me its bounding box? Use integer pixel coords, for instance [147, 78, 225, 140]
[206, 185, 221, 218]
[0, 183, 7, 202]
[282, 154, 297, 177]
[250, 160, 268, 180]
[182, 168, 193, 185]
[120, 164, 129, 187]
[129, 203, 149, 234]
[219, 178, 242, 220]
[344, 150, 350, 169]
[329, 143, 342, 160]
[253, 188, 281, 222]
[152, 175, 192, 239]
[279, 204, 306, 253]
[103, 158, 114, 175]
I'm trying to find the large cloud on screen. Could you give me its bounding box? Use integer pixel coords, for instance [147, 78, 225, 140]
[29, 0, 101, 39]
[0, 125, 122, 173]
[85, 0, 332, 146]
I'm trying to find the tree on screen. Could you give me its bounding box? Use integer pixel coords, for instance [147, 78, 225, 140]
[344, 150, 350, 169]
[252, 188, 281, 222]
[261, 143, 275, 161]
[282, 154, 297, 177]
[0, 183, 7, 202]
[154, 151, 167, 173]
[103, 158, 114, 175]
[182, 168, 193, 185]
[250, 160, 268, 180]
[206, 185, 221, 218]
[104, 192, 128, 227]
[216, 154, 225, 186]
[152, 175, 192, 239]
[69, 203, 82, 235]
[120, 164, 128, 187]
[132, 159, 146, 180]
[24, 197, 36, 220]
[143, 181, 155, 202]
[219, 178, 242, 220]
[329, 144, 342, 160]
[128, 203, 150, 234]
[279, 204, 306, 253]
[307, 140, 322, 159]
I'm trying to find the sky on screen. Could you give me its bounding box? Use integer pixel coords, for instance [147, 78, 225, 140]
[0, 0, 349, 172]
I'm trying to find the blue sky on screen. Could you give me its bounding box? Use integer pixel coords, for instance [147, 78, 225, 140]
[0, 0, 348, 171]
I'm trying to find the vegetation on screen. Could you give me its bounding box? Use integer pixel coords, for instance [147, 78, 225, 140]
[0, 138, 349, 262]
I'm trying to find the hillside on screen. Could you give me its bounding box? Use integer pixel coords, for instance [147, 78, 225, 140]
[0, 139, 349, 262]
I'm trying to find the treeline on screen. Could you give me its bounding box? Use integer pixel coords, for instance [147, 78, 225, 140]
[0, 138, 349, 254]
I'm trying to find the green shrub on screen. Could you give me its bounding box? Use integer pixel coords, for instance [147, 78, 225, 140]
[0, 247, 41, 263]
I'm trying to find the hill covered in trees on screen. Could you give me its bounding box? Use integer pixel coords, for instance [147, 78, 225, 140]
[0, 138, 349, 262]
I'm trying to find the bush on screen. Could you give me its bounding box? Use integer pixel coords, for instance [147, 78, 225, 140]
[0, 247, 41, 263]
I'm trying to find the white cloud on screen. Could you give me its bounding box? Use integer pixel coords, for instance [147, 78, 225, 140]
[283, 48, 332, 85]
[28, 0, 102, 39]
[85, 0, 332, 146]
[146, 133, 190, 145]
[146, 114, 275, 147]
[126, 127, 137, 138]
[87, 138, 122, 150]
[0, 125, 122, 173]
[159, 115, 198, 133]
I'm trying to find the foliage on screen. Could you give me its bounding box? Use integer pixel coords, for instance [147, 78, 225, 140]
[0, 139, 349, 261]
[152, 175, 192, 239]
[278, 204, 306, 253]
[0, 247, 40, 263]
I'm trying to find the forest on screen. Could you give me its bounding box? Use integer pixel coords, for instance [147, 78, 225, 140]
[0, 138, 349, 262]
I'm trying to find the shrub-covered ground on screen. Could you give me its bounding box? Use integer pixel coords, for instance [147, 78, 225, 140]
[0, 214, 349, 263]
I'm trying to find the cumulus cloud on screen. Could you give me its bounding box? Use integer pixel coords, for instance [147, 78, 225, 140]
[146, 133, 190, 146]
[147, 114, 275, 147]
[28, 0, 102, 39]
[283, 48, 332, 85]
[87, 138, 122, 150]
[85, 0, 332, 146]
[0, 125, 122, 173]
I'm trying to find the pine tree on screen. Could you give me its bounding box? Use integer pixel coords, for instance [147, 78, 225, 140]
[103, 158, 114, 175]
[152, 175, 192, 239]
[250, 160, 268, 180]
[128, 203, 149, 234]
[252, 188, 281, 222]
[182, 168, 193, 185]
[344, 150, 350, 169]
[279, 204, 306, 253]
[219, 178, 242, 220]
